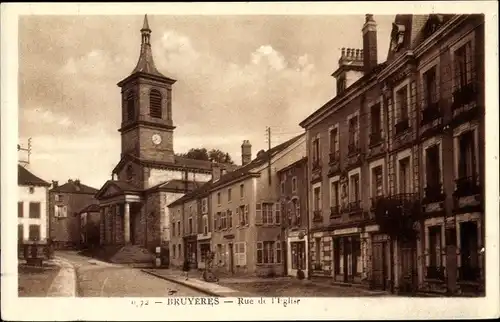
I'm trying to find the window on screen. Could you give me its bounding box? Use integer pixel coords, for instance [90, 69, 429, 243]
[294, 199, 301, 224]
[275, 242, 282, 264]
[29, 202, 41, 219]
[228, 188, 232, 202]
[396, 86, 409, 121]
[370, 104, 382, 144]
[149, 89, 162, 118]
[312, 137, 320, 165]
[291, 241, 306, 270]
[426, 145, 441, 189]
[178, 244, 181, 258]
[127, 91, 135, 121]
[274, 203, 281, 224]
[201, 198, 208, 214]
[315, 237, 321, 267]
[221, 211, 227, 229]
[18, 224, 24, 242]
[202, 215, 208, 235]
[460, 221, 479, 281]
[350, 174, 360, 202]
[454, 41, 473, 90]
[217, 192, 221, 206]
[337, 76, 346, 94]
[239, 184, 244, 199]
[172, 244, 176, 258]
[188, 217, 193, 234]
[423, 66, 438, 106]
[239, 205, 249, 226]
[292, 177, 297, 193]
[171, 222, 175, 237]
[214, 212, 219, 231]
[262, 203, 274, 225]
[399, 157, 411, 194]
[18, 202, 23, 218]
[428, 225, 442, 272]
[348, 116, 359, 149]
[372, 166, 383, 198]
[458, 130, 476, 179]
[313, 186, 321, 211]
[280, 180, 285, 195]
[258, 241, 275, 264]
[29, 187, 35, 194]
[234, 242, 247, 266]
[329, 127, 339, 153]
[227, 210, 233, 228]
[55, 205, 67, 218]
[28, 224, 40, 241]
[330, 180, 340, 207]
[177, 221, 181, 236]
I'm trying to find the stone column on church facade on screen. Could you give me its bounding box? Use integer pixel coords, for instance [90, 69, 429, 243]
[124, 202, 131, 244]
[99, 207, 105, 245]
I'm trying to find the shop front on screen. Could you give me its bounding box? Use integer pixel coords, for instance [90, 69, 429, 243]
[183, 235, 197, 268]
[286, 230, 308, 277]
[197, 232, 211, 269]
[332, 227, 362, 284]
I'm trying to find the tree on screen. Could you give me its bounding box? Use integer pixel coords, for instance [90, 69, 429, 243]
[176, 148, 234, 164]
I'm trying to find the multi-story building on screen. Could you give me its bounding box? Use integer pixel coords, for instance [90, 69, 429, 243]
[277, 157, 309, 277]
[300, 14, 485, 295]
[168, 134, 306, 276]
[49, 179, 98, 249]
[18, 165, 50, 244]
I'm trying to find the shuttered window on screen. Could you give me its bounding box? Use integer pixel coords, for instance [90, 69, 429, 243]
[149, 89, 162, 118]
[127, 91, 135, 121]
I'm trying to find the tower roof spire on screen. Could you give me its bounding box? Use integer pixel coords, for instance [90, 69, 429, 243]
[130, 14, 164, 77]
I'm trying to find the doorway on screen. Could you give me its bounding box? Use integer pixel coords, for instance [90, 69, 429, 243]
[372, 241, 388, 290]
[228, 243, 234, 274]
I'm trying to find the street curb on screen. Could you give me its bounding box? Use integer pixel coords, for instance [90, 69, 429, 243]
[141, 270, 222, 297]
[47, 257, 77, 297]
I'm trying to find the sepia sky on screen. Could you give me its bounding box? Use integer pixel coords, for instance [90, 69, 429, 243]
[19, 14, 395, 188]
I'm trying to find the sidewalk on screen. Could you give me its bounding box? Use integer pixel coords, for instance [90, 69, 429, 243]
[46, 257, 76, 297]
[142, 268, 391, 297]
[142, 269, 255, 297]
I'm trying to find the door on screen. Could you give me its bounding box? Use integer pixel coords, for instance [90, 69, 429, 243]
[228, 243, 234, 274]
[372, 242, 387, 290]
[400, 240, 418, 294]
[343, 237, 350, 282]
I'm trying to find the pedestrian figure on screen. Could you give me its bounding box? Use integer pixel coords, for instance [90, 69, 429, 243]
[182, 258, 190, 280]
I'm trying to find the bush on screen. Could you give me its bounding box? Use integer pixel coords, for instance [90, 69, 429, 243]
[297, 269, 305, 280]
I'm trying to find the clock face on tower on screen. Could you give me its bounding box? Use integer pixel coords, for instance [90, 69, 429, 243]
[152, 134, 162, 145]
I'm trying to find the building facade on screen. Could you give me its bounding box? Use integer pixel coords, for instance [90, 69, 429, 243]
[78, 204, 101, 247]
[168, 134, 306, 276]
[18, 165, 51, 244]
[49, 179, 98, 249]
[95, 16, 236, 263]
[277, 157, 309, 278]
[300, 14, 485, 295]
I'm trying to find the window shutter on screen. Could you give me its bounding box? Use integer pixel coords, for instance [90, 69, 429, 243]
[63, 205, 68, 218]
[244, 205, 249, 225]
[274, 203, 280, 225]
[256, 241, 263, 264]
[241, 242, 247, 266]
[236, 208, 240, 227]
[255, 203, 262, 224]
[54, 206, 58, 218]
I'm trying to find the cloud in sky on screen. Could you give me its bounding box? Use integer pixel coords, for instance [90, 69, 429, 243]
[19, 15, 394, 188]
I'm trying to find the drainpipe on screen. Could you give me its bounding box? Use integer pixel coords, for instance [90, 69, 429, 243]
[306, 157, 312, 280]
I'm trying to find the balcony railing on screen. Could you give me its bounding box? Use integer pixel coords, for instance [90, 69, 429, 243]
[452, 82, 478, 110]
[371, 196, 384, 210]
[312, 210, 322, 222]
[458, 266, 480, 282]
[426, 265, 445, 280]
[395, 118, 410, 135]
[423, 183, 446, 204]
[330, 205, 340, 218]
[312, 159, 321, 171]
[348, 143, 360, 155]
[369, 131, 383, 146]
[454, 175, 481, 197]
[329, 151, 340, 164]
[421, 101, 442, 125]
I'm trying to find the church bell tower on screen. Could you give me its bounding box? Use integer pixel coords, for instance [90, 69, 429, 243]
[117, 15, 177, 164]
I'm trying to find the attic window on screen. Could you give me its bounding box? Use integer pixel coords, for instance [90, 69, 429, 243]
[29, 186, 35, 194]
[126, 165, 134, 182]
[390, 23, 406, 53]
[336, 77, 347, 95]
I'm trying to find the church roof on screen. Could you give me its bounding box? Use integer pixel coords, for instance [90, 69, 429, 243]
[94, 180, 142, 200]
[130, 15, 165, 78]
[50, 179, 98, 195]
[18, 165, 50, 187]
[112, 153, 238, 176]
[168, 133, 305, 208]
[147, 179, 205, 193]
[78, 203, 100, 214]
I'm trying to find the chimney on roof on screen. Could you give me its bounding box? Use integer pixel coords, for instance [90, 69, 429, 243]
[211, 159, 221, 181]
[241, 140, 252, 166]
[68, 179, 73, 184]
[52, 180, 58, 188]
[75, 179, 80, 186]
[362, 14, 378, 74]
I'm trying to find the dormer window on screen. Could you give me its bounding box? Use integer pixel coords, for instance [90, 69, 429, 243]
[149, 89, 162, 119]
[127, 91, 136, 121]
[337, 77, 346, 95]
[390, 23, 406, 53]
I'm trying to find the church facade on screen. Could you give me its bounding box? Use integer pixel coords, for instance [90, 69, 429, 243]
[95, 16, 237, 259]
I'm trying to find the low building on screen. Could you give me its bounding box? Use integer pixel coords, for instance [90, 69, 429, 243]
[78, 204, 101, 247]
[18, 165, 50, 244]
[49, 179, 98, 249]
[277, 157, 309, 278]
